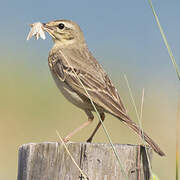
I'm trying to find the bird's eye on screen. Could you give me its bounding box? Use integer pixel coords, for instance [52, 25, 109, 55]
[58, 23, 65, 29]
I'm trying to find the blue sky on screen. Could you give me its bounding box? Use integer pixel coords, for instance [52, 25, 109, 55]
[1, 0, 179, 79]
[0, 0, 179, 93]
[2, 1, 180, 97]
[0, 1, 180, 179]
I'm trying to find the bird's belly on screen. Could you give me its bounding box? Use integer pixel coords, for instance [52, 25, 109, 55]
[50, 71, 93, 110]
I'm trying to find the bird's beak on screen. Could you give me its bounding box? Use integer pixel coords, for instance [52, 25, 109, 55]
[43, 23, 54, 30]
[42, 23, 56, 39]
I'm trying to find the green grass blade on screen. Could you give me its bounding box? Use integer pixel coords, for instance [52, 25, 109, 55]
[124, 75, 153, 177]
[150, 173, 159, 180]
[147, 1, 180, 178]
[56, 130, 89, 180]
[147, 0, 180, 80]
[176, 97, 180, 180]
[59, 50, 129, 180]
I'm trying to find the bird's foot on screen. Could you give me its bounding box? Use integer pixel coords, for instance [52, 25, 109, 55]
[63, 137, 70, 143]
[86, 137, 93, 143]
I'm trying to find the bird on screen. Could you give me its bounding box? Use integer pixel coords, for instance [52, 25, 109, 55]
[42, 19, 165, 156]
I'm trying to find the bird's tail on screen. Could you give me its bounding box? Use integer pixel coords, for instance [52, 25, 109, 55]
[118, 115, 165, 156]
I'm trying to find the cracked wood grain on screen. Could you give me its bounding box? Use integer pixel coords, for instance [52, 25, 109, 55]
[17, 142, 152, 180]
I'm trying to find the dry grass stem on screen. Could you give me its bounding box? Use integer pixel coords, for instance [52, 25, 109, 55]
[56, 130, 89, 180]
[124, 75, 153, 177]
[59, 50, 129, 180]
[137, 89, 145, 180]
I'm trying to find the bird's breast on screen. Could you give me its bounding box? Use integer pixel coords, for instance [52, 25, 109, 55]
[49, 68, 93, 110]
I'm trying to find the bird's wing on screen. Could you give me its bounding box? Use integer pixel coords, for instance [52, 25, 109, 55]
[49, 47, 128, 119]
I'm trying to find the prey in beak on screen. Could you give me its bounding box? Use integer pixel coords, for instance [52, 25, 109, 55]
[26, 22, 57, 41]
[27, 20, 85, 46]
[42, 23, 56, 39]
[26, 22, 46, 40]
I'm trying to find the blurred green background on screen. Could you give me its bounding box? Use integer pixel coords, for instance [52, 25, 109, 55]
[0, 0, 179, 179]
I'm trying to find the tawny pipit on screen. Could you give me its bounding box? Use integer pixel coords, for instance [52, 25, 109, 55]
[42, 19, 165, 156]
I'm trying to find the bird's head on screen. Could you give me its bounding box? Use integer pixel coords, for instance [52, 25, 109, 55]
[43, 20, 85, 46]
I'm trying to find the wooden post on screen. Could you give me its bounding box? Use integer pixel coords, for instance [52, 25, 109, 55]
[17, 142, 152, 180]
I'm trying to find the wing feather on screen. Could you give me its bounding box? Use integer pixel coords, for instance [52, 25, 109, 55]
[49, 47, 127, 117]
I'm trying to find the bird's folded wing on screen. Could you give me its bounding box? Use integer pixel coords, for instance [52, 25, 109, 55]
[49, 48, 129, 120]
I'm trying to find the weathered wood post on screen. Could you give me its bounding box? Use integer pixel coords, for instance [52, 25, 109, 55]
[17, 142, 152, 180]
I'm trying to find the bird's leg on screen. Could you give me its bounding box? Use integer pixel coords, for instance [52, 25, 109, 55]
[86, 112, 105, 142]
[63, 110, 94, 142]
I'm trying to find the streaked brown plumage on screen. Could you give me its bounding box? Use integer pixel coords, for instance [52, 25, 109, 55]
[43, 19, 165, 156]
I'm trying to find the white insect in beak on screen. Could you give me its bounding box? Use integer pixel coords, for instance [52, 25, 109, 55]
[26, 22, 46, 40]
